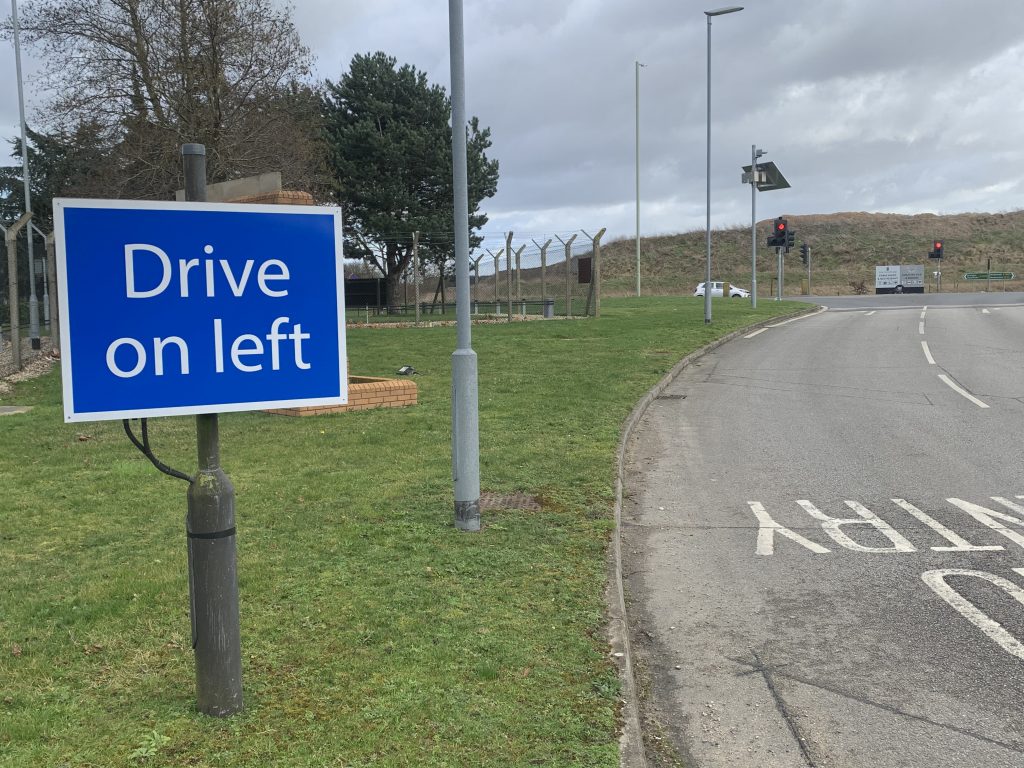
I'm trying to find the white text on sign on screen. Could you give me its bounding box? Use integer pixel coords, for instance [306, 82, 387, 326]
[107, 243, 309, 378]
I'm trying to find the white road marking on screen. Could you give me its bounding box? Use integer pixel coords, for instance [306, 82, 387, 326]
[919, 321, 925, 334]
[921, 341, 935, 365]
[765, 306, 828, 328]
[983, 308, 991, 314]
[744, 328, 768, 339]
[922, 569, 1024, 661]
[920, 309, 927, 320]
[891, 499, 1002, 551]
[796, 499, 916, 553]
[864, 310, 876, 316]
[938, 375, 990, 408]
[748, 502, 830, 556]
[947, 498, 1024, 549]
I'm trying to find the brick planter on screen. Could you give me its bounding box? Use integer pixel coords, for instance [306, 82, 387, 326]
[264, 376, 417, 416]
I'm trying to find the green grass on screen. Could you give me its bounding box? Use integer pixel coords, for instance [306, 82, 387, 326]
[0, 296, 802, 767]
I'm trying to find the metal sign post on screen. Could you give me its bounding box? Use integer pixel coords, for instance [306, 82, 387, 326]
[180, 144, 243, 717]
[53, 146, 345, 715]
[741, 155, 789, 308]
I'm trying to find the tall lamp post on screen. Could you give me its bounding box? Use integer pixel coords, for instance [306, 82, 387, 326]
[635, 60, 646, 297]
[448, 0, 481, 532]
[11, 0, 39, 349]
[703, 5, 743, 324]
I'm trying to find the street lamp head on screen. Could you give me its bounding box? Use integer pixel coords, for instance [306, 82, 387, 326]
[705, 6, 743, 16]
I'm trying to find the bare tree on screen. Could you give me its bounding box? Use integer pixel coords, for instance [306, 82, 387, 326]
[10, 0, 327, 199]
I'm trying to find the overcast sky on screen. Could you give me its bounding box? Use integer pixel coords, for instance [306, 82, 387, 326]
[3, 0, 1024, 246]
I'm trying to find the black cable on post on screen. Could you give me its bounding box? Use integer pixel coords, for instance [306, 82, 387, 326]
[123, 419, 193, 483]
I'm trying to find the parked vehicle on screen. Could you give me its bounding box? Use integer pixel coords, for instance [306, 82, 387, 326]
[693, 281, 750, 299]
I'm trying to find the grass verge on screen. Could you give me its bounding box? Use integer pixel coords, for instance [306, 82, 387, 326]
[0, 296, 803, 767]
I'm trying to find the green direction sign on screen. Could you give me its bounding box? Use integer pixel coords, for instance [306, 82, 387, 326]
[964, 272, 1014, 280]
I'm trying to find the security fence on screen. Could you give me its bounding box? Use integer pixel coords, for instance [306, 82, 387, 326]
[345, 229, 607, 324]
[0, 221, 56, 377]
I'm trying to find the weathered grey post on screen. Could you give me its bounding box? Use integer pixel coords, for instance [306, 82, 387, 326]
[513, 245, 525, 316]
[471, 254, 485, 313]
[413, 231, 421, 325]
[582, 228, 606, 318]
[514, 245, 522, 306]
[533, 238, 552, 304]
[505, 231, 513, 323]
[486, 248, 502, 312]
[32, 224, 50, 326]
[181, 143, 243, 717]
[448, 0, 482, 532]
[44, 231, 57, 351]
[4, 212, 31, 370]
[556, 233, 577, 317]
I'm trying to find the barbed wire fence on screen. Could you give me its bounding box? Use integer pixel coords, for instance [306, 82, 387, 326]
[1, 220, 58, 378]
[0, 222, 609, 378]
[347, 228, 607, 324]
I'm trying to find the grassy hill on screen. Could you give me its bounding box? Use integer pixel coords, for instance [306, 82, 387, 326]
[599, 210, 1024, 296]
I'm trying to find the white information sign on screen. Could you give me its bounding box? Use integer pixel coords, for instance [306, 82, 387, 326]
[875, 265, 900, 289]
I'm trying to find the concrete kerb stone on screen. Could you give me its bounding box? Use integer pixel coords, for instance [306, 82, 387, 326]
[608, 303, 825, 768]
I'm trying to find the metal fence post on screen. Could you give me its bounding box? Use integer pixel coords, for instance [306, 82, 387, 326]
[581, 228, 606, 318]
[514, 245, 525, 316]
[181, 143, 243, 717]
[505, 231, 513, 323]
[556, 233, 577, 317]
[472, 254, 484, 314]
[44, 231, 57, 353]
[487, 248, 502, 313]
[4, 212, 31, 370]
[413, 231, 421, 325]
[533, 238, 551, 306]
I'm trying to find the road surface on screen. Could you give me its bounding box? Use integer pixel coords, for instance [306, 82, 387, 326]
[623, 293, 1024, 767]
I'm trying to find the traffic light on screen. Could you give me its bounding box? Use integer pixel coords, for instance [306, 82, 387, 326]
[785, 228, 796, 250]
[800, 243, 809, 265]
[930, 240, 944, 259]
[768, 217, 788, 247]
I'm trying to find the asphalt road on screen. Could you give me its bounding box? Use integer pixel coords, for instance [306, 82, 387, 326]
[623, 293, 1024, 767]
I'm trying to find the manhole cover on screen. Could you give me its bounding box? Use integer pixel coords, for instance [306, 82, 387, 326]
[0, 406, 32, 416]
[480, 492, 542, 511]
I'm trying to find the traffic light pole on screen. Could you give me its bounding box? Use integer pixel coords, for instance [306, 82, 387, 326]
[776, 246, 783, 301]
[750, 145, 757, 309]
[807, 246, 811, 296]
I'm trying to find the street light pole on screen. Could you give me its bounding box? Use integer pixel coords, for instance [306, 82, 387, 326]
[635, 60, 645, 297]
[448, 0, 481, 532]
[11, 0, 39, 349]
[704, 6, 743, 325]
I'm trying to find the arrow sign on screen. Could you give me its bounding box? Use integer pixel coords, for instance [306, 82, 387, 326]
[964, 272, 1014, 281]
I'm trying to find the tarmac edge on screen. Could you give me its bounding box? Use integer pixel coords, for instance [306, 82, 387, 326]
[608, 303, 824, 768]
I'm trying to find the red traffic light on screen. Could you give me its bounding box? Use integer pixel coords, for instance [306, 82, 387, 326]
[934, 240, 943, 249]
[776, 221, 787, 232]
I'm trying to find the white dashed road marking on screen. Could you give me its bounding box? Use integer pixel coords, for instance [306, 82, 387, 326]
[938, 374, 990, 408]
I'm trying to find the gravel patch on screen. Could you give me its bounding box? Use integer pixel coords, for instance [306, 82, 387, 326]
[0, 336, 58, 396]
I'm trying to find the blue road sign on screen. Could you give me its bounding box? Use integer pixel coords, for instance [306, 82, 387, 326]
[54, 199, 346, 422]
